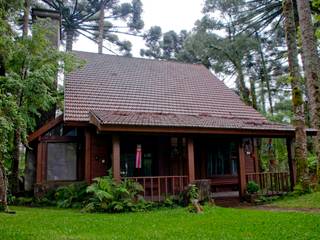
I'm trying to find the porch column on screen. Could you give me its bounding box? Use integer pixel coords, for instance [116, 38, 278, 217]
[187, 138, 195, 183]
[286, 137, 296, 190]
[84, 129, 92, 183]
[36, 141, 44, 184]
[238, 140, 246, 198]
[112, 135, 121, 182]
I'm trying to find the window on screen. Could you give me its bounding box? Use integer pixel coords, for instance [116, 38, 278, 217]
[47, 142, 77, 181]
[207, 142, 238, 176]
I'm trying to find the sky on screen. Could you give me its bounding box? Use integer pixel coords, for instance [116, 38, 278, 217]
[73, 0, 204, 57]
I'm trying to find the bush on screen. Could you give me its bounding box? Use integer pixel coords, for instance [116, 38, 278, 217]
[55, 183, 88, 208]
[307, 153, 317, 174]
[293, 183, 312, 196]
[246, 181, 259, 194]
[83, 175, 150, 213]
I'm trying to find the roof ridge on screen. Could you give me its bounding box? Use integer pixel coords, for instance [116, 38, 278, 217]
[71, 50, 205, 68]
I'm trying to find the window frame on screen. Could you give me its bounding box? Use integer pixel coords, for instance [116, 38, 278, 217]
[41, 136, 80, 182]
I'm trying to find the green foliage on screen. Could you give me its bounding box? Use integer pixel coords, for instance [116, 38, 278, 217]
[307, 153, 317, 174]
[246, 181, 260, 194]
[140, 27, 189, 60]
[42, 0, 144, 53]
[178, 184, 200, 207]
[55, 183, 88, 208]
[84, 175, 149, 213]
[259, 138, 288, 172]
[293, 183, 312, 196]
[271, 191, 320, 209]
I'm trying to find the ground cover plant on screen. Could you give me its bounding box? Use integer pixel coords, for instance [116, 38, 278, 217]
[269, 191, 320, 209]
[1, 206, 320, 240]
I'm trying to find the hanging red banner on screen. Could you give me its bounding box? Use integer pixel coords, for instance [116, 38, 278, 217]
[135, 144, 142, 169]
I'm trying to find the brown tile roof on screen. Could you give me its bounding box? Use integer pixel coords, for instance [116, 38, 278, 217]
[64, 51, 294, 132]
[89, 110, 294, 132]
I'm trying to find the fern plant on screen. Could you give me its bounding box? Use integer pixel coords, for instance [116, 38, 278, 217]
[84, 176, 147, 213]
[55, 182, 88, 208]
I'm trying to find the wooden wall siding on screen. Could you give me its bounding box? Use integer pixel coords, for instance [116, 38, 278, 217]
[90, 134, 110, 179]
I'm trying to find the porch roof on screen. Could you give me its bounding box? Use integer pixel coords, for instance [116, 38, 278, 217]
[88, 110, 304, 136]
[64, 51, 312, 136]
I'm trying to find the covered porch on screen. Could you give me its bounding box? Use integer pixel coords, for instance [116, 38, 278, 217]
[87, 130, 296, 202]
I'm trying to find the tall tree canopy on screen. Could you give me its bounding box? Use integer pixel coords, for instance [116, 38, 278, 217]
[41, 0, 144, 53]
[0, 0, 80, 202]
[140, 26, 188, 60]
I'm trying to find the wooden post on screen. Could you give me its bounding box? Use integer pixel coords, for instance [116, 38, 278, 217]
[112, 135, 121, 182]
[286, 137, 296, 190]
[238, 140, 246, 198]
[36, 142, 44, 184]
[187, 138, 195, 183]
[84, 129, 92, 183]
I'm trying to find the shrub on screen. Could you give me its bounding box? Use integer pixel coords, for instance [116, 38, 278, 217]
[83, 175, 149, 213]
[293, 183, 312, 196]
[55, 182, 88, 208]
[179, 184, 199, 206]
[246, 181, 259, 194]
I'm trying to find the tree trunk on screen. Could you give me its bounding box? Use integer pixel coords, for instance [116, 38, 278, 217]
[98, 1, 105, 54]
[296, 0, 320, 182]
[22, 0, 30, 38]
[65, 29, 74, 51]
[10, 129, 20, 194]
[236, 64, 250, 104]
[256, 33, 273, 115]
[0, 157, 8, 212]
[249, 76, 257, 110]
[259, 69, 266, 114]
[283, 0, 308, 186]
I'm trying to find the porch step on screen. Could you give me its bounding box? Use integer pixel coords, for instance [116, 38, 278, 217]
[212, 191, 240, 207]
[214, 197, 241, 207]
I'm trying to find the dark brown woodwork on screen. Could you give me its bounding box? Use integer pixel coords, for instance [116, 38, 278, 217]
[112, 135, 121, 182]
[36, 142, 47, 184]
[85, 129, 92, 183]
[28, 115, 63, 142]
[187, 138, 195, 183]
[39, 136, 78, 142]
[238, 141, 246, 197]
[286, 137, 296, 190]
[123, 176, 188, 202]
[88, 114, 308, 137]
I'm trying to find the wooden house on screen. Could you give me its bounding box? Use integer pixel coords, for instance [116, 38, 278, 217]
[26, 49, 314, 201]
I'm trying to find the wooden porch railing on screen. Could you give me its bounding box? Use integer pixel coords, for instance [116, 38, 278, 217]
[122, 176, 189, 202]
[245, 172, 290, 195]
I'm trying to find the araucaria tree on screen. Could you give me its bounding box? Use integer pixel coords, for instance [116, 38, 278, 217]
[296, 0, 320, 181]
[283, 0, 308, 187]
[41, 0, 144, 53]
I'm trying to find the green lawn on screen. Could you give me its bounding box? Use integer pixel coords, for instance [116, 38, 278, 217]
[269, 191, 320, 209]
[1, 206, 320, 240]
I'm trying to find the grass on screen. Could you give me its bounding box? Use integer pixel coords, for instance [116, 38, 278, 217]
[269, 191, 320, 209]
[1, 206, 320, 240]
